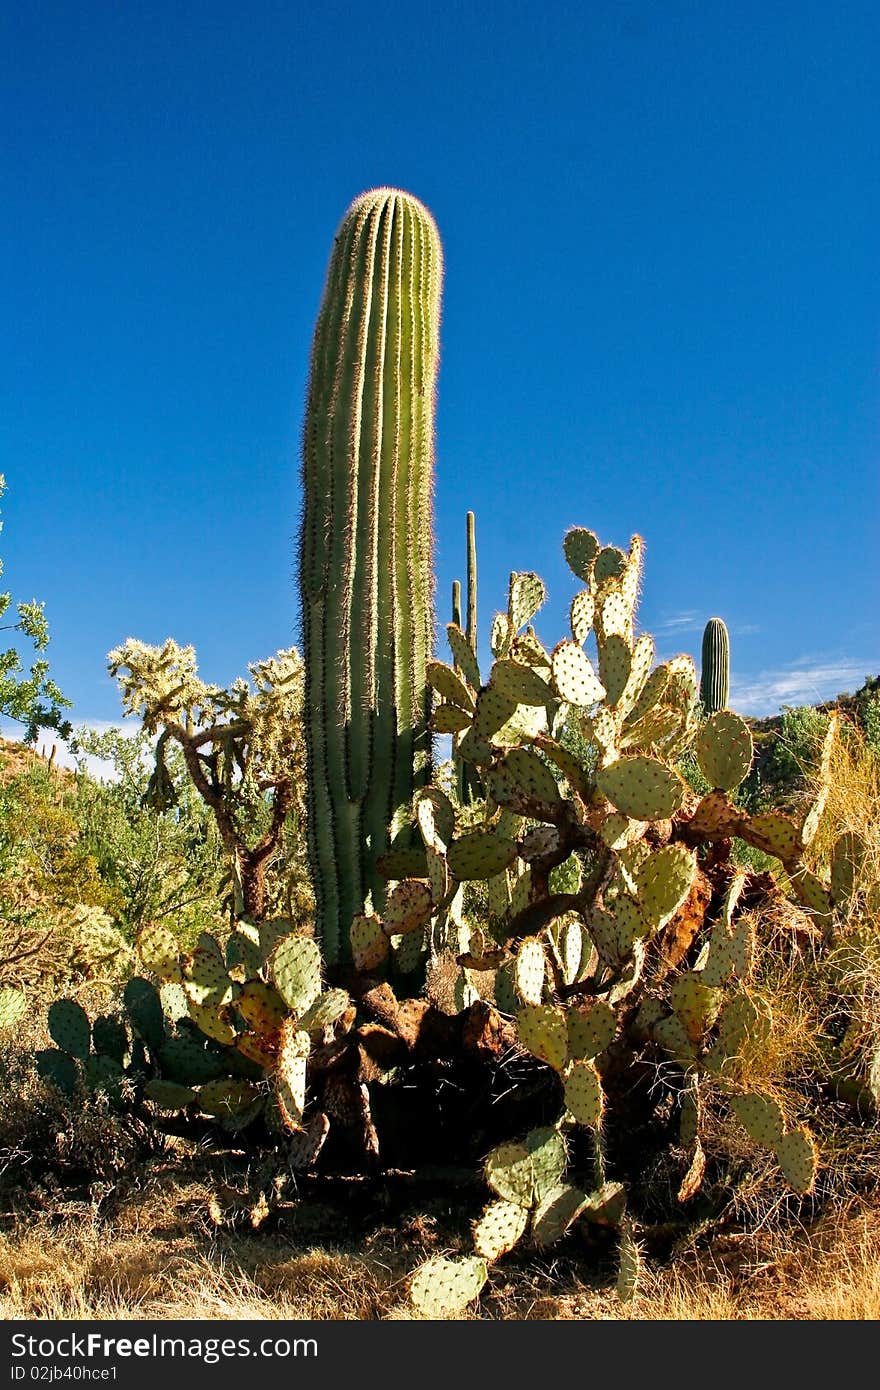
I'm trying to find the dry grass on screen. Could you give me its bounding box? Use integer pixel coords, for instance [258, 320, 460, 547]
[1, 1160, 878, 1321]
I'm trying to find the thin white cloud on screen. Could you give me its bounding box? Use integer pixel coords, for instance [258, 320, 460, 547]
[731, 659, 876, 717]
[653, 611, 702, 634]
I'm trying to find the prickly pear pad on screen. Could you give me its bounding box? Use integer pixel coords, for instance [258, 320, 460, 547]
[597, 756, 686, 820]
[409, 1255, 488, 1318]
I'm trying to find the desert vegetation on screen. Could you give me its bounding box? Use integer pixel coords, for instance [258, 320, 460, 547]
[1, 190, 878, 1322]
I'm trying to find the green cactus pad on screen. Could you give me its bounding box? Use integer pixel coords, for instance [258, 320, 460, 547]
[594, 546, 627, 583]
[197, 1079, 261, 1117]
[36, 1048, 79, 1097]
[613, 895, 649, 952]
[511, 630, 553, 669]
[272, 936, 322, 1015]
[514, 937, 547, 1005]
[597, 587, 631, 641]
[258, 917, 296, 961]
[620, 535, 643, 606]
[790, 869, 833, 919]
[563, 528, 600, 581]
[288, 1110, 330, 1170]
[473, 1199, 529, 1262]
[226, 928, 263, 978]
[348, 911, 386, 967]
[625, 663, 671, 726]
[510, 865, 532, 917]
[636, 844, 696, 930]
[551, 641, 606, 706]
[84, 1054, 127, 1100]
[616, 1219, 642, 1303]
[158, 1033, 226, 1086]
[276, 1021, 310, 1131]
[536, 737, 593, 799]
[0, 986, 26, 1033]
[532, 1184, 588, 1247]
[409, 1255, 488, 1319]
[490, 611, 512, 659]
[426, 660, 476, 711]
[549, 853, 583, 896]
[618, 633, 655, 717]
[501, 747, 561, 804]
[493, 962, 518, 1014]
[598, 634, 632, 708]
[137, 921, 182, 980]
[183, 935, 232, 1008]
[508, 572, 546, 633]
[426, 843, 449, 904]
[745, 812, 800, 862]
[830, 831, 867, 909]
[186, 999, 236, 1045]
[144, 1079, 197, 1109]
[48, 999, 91, 1061]
[596, 756, 686, 820]
[551, 914, 586, 984]
[446, 622, 481, 691]
[774, 1127, 818, 1194]
[565, 1060, 604, 1127]
[390, 928, 425, 974]
[490, 658, 554, 706]
[91, 1015, 128, 1064]
[653, 1013, 697, 1067]
[702, 916, 754, 988]
[236, 981, 287, 1037]
[432, 704, 473, 734]
[711, 990, 772, 1063]
[670, 972, 721, 1043]
[447, 829, 518, 881]
[570, 589, 595, 644]
[516, 1004, 569, 1071]
[298, 989, 351, 1035]
[567, 1001, 617, 1059]
[471, 684, 518, 741]
[679, 1077, 701, 1147]
[588, 906, 623, 968]
[416, 787, 455, 849]
[729, 1093, 785, 1148]
[484, 1142, 536, 1207]
[695, 711, 753, 790]
[581, 1180, 627, 1227]
[800, 783, 828, 845]
[599, 812, 636, 851]
[383, 879, 433, 934]
[665, 654, 698, 708]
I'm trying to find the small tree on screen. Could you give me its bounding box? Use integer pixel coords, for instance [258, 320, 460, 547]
[0, 475, 71, 743]
[108, 639, 307, 922]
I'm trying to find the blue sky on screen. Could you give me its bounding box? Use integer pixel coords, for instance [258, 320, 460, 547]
[2, 1, 878, 755]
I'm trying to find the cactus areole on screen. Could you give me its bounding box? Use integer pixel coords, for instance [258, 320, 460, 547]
[299, 188, 442, 965]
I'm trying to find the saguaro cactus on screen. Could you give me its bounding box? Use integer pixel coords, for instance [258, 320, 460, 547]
[300, 188, 443, 964]
[700, 617, 730, 714]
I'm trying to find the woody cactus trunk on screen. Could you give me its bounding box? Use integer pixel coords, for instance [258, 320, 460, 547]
[299, 189, 443, 965]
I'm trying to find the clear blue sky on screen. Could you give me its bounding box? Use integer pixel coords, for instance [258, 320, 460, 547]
[2, 0, 878, 745]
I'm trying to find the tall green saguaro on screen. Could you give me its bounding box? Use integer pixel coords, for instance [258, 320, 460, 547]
[700, 616, 730, 714]
[300, 188, 443, 965]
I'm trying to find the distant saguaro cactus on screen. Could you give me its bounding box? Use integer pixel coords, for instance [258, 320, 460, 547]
[700, 617, 730, 714]
[299, 189, 443, 965]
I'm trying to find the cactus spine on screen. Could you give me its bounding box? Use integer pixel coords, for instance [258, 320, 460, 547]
[700, 617, 730, 714]
[300, 189, 443, 964]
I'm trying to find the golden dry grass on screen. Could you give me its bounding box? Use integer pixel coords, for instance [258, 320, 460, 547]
[1, 1161, 878, 1321]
